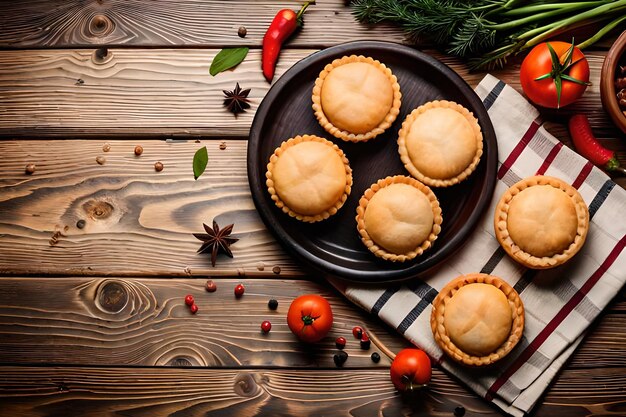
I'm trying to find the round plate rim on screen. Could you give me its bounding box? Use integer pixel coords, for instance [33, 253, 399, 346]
[247, 40, 498, 283]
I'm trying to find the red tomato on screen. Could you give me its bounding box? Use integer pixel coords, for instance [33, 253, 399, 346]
[520, 41, 589, 108]
[390, 348, 431, 391]
[287, 294, 333, 343]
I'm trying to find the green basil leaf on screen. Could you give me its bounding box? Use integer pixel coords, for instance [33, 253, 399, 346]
[193, 146, 208, 180]
[209, 47, 249, 76]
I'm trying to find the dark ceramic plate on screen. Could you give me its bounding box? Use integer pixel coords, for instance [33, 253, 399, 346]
[247, 41, 497, 283]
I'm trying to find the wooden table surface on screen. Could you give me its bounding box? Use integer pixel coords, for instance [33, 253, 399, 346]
[0, 1, 625, 416]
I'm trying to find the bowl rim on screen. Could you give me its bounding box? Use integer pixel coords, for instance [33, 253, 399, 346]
[600, 30, 626, 134]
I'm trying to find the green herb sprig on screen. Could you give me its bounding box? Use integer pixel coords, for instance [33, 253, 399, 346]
[352, 0, 626, 69]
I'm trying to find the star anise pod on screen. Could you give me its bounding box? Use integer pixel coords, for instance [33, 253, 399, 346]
[222, 83, 251, 115]
[193, 220, 239, 267]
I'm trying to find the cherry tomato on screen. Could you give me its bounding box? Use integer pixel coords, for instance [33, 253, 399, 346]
[287, 294, 333, 343]
[520, 41, 589, 108]
[390, 348, 431, 391]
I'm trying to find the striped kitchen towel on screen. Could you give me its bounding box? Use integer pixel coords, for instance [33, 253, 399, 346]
[333, 74, 626, 417]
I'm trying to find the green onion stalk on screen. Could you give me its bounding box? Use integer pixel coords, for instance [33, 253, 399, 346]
[351, 0, 626, 69]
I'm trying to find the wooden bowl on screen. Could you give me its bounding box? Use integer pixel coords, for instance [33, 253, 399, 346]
[600, 30, 626, 134]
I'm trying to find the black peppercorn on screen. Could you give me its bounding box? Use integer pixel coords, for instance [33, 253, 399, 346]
[268, 299, 278, 310]
[454, 406, 466, 416]
[333, 351, 348, 367]
[238, 26, 247, 38]
[371, 352, 380, 363]
[76, 219, 86, 229]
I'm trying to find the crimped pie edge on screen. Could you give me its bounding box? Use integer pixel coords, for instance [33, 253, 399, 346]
[266, 134, 353, 223]
[430, 273, 525, 367]
[312, 55, 402, 143]
[355, 175, 443, 262]
[397, 100, 484, 187]
[493, 175, 590, 269]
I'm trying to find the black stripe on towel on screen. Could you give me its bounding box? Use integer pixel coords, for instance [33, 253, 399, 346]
[482, 80, 506, 111]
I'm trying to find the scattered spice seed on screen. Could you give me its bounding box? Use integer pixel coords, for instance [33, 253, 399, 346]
[76, 219, 86, 229]
[190, 304, 198, 314]
[371, 352, 381, 363]
[219, 141, 227, 150]
[102, 143, 111, 152]
[352, 326, 363, 339]
[454, 406, 466, 417]
[268, 299, 278, 310]
[234, 283, 245, 298]
[205, 280, 217, 292]
[25, 164, 36, 174]
[261, 320, 272, 333]
[96, 156, 106, 165]
[134, 145, 143, 156]
[333, 351, 348, 367]
[272, 265, 281, 274]
[184, 294, 195, 306]
[154, 161, 164, 172]
[238, 26, 247, 38]
[335, 337, 346, 349]
[76, 78, 84, 85]
[256, 261, 265, 271]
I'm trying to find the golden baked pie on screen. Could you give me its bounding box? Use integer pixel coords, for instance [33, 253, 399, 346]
[266, 135, 353, 223]
[397, 100, 483, 187]
[494, 175, 589, 269]
[431, 273, 525, 367]
[356, 175, 442, 262]
[312, 55, 402, 142]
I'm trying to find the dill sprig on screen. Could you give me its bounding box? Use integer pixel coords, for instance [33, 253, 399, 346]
[351, 0, 626, 69]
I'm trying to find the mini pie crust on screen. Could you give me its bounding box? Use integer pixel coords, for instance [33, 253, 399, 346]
[356, 175, 442, 262]
[266, 135, 353, 223]
[312, 55, 402, 142]
[494, 175, 589, 269]
[430, 273, 525, 367]
[398, 100, 483, 187]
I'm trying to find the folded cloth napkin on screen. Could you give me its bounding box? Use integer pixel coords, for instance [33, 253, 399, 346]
[332, 74, 626, 417]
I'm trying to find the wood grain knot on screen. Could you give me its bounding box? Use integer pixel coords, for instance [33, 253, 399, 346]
[168, 357, 193, 367]
[97, 281, 128, 313]
[88, 14, 114, 38]
[234, 373, 261, 398]
[83, 200, 114, 220]
[92, 47, 112, 65]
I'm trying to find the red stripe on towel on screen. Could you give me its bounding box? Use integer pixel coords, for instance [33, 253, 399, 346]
[498, 120, 541, 179]
[535, 142, 563, 175]
[572, 161, 594, 189]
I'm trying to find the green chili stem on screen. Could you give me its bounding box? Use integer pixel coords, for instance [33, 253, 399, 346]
[577, 14, 626, 49]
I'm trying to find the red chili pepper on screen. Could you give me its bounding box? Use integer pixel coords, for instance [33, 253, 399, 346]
[568, 114, 625, 174]
[262, 1, 314, 83]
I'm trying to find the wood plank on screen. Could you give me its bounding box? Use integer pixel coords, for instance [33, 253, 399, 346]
[0, 48, 621, 142]
[0, 366, 624, 417]
[0, 277, 623, 368]
[0, 139, 304, 277]
[0, 277, 409, 367]
[0, 0, 404, 48]
[1, 139, 624, 277]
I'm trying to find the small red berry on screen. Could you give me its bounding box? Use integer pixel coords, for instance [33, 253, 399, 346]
[205, 280, 217, 292]
[335, 337, 347, 349]
[234, 283, 245, 298]
[261, 320, 272, 333]
[352, 326, 363, 339]
[190, 304, 198, 314]
[184, 294, 194, 306]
